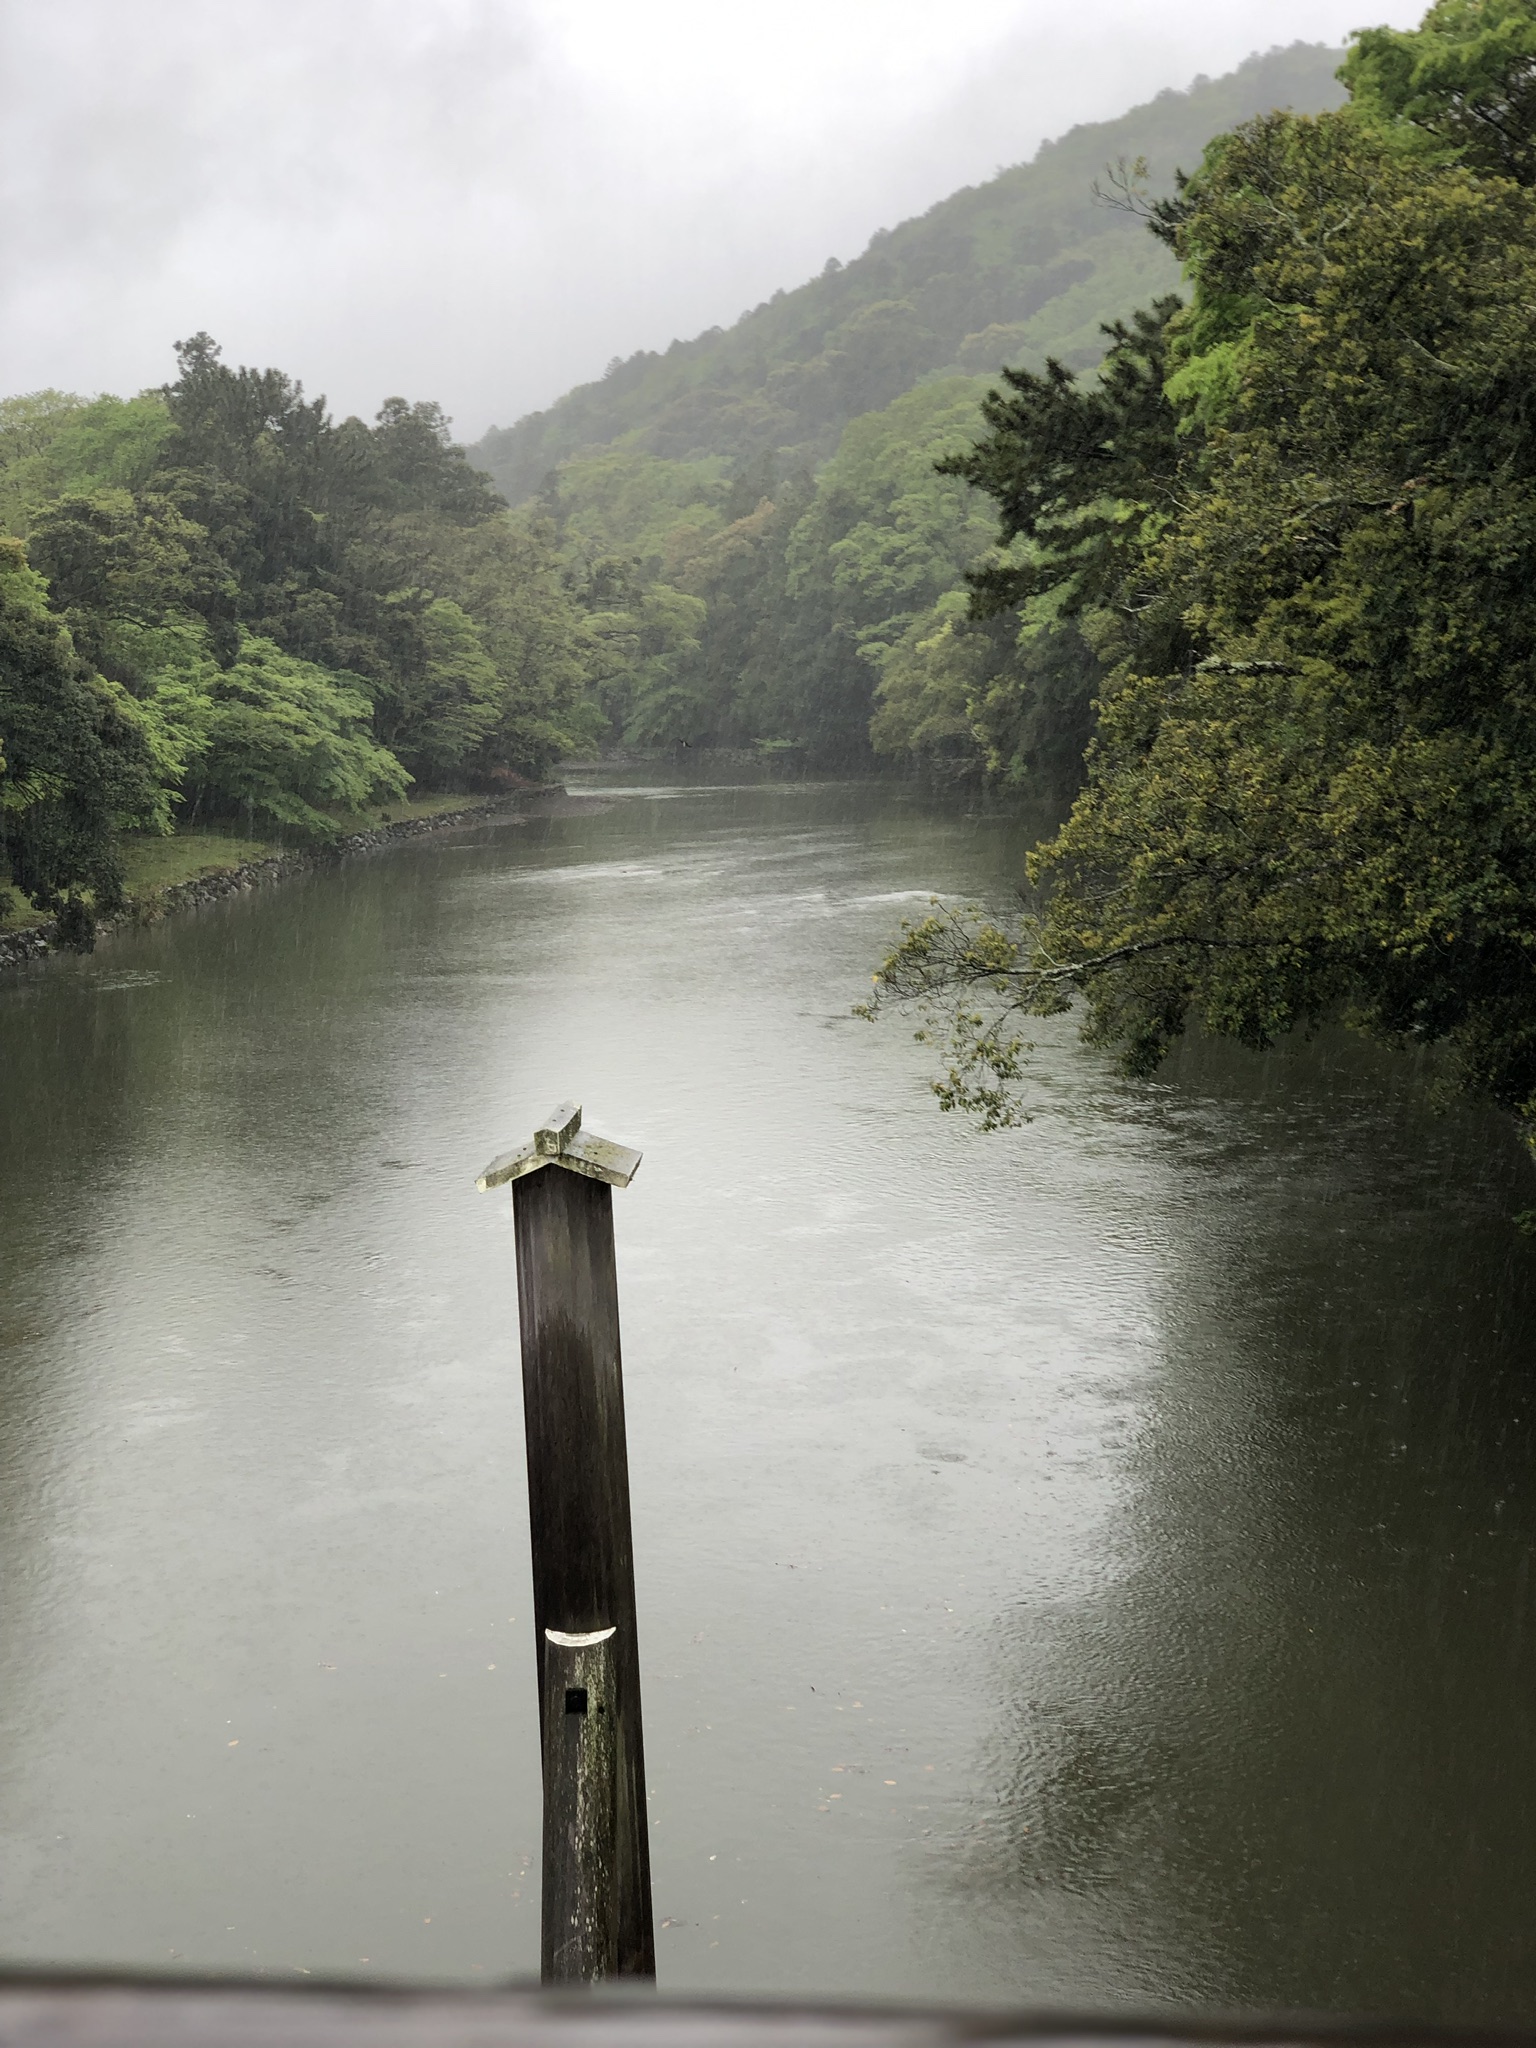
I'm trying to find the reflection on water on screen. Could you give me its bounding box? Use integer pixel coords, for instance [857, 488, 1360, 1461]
[1, 775, 1534, 2018]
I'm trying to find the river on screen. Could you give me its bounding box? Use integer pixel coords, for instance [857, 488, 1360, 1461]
[2, 772, 1535, 2020]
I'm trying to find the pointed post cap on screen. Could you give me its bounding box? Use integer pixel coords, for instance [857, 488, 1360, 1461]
[477, 1102, 642, 1192]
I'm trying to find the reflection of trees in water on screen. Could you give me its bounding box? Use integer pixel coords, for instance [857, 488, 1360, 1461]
[956, 1027, 1536, 2022]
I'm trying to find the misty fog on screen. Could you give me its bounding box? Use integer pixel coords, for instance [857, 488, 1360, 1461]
[5, 0, 1419, 433]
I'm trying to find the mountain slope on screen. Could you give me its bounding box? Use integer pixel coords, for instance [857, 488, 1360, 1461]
[471, 43, 1346, 503]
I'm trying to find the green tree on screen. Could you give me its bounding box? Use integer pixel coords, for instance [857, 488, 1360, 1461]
[0, 540, 162, 922]
[869, 23, 1536, 1143]
[678, 477, 815, 746]
[366, 398, 506, 525]
[0, 334, 607, 899]
[937, 299, 1186, 649]
[869, 299, 1186, 794]
[367, 595, 503, 778]
[1343, 0, 1536, 181]
[428, 515, 604, 772]
[151, 635, 408, 836]
[868, 591, 993, 775]
[582, 577, 708, 745]
[872, 604, 1098, 796]
[0, 392, 175, 538]
[547, 447, 727, 579]
[27, 487, 238, 674]
[764, 379, 999, 762]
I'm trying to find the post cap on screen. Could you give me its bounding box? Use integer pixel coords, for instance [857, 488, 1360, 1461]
[477, 1103, 642, 1192]
[535, 1101, 582, 1157]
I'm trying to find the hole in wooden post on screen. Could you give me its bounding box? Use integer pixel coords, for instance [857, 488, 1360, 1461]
[564, 1686, 589, 1716]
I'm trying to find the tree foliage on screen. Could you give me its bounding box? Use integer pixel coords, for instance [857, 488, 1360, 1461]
[151, 636, 409, 836]
[0, 541, 161, 925]
[868, 0, 1536, 1145]
[1343, 0, 1536, 181]
[0, 336, 604, 898]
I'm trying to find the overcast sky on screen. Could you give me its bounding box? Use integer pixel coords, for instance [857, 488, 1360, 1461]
[1, 0, 1422, 442]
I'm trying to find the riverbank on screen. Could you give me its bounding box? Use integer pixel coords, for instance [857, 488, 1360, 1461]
[0, 791, 533, 975]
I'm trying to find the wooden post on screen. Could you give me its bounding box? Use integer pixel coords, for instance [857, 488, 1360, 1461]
[478, 1106, 655, 1984]
[540, 1627, 618, 1983]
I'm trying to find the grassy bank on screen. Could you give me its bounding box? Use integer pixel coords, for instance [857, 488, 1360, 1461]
[121, 828, 280, 894]
[1, 793, 505, 937]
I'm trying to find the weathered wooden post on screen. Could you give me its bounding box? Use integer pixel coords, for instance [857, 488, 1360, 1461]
[477, 1104, 655, 1985]
[540, 1626, 618, 1981]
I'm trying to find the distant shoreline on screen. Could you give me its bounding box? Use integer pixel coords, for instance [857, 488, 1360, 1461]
[0, 790, 554, 977]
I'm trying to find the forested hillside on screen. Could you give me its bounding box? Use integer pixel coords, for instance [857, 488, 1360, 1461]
[472, 45, 1344, 500]
[462, 45, 1346, 782]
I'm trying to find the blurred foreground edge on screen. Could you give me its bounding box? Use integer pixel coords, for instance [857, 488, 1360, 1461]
[0, 1976, 1528, 2048]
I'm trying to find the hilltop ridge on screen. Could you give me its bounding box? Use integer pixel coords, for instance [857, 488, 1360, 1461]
[470, 43, 1347, 503]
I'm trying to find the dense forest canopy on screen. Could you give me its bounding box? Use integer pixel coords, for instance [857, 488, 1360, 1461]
[868, 0, 1536, 1156]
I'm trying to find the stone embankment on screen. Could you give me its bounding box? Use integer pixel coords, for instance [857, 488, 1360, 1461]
[0, 795, 529, 976]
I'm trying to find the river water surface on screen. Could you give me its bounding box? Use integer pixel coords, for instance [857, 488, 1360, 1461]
[3, 774, 1536, 2019]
